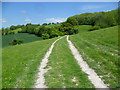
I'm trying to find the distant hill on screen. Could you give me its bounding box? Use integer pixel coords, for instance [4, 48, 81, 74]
[2, 33, 42, 48]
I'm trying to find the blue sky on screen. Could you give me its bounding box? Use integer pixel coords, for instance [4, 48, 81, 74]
[1, 2, 118, 28]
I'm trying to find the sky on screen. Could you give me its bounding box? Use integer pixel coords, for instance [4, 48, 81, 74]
[1, 2, 118, 28]
[2, 0, 120, 2]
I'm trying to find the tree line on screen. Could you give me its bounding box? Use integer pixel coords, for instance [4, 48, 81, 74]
[1, 22, 78, 39]
[1, 9, 119, 39]
[66, 9, 119, 28]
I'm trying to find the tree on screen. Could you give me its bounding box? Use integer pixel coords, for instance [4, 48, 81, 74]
[10, 25, 16, 30]
[56, 22, 59, 24]
[67, 17, 78, 26]
[49, 27, 59, 38]
[52, 22, 55, 25]
[42, 34, 50, 39]
[42, 23, 48, 25]
[21, 26, 27, 33]
[48, 23, 51, 25]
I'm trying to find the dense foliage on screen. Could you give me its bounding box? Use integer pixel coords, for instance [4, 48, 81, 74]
[67, 9, 118, 28]
[1, 22, 78, 39]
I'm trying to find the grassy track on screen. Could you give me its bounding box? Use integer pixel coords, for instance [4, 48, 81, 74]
[44, 37, 94, 88]
[70, 26, 119, 88]
[2, 37, 57, 88]
[2, 33, 42, 48]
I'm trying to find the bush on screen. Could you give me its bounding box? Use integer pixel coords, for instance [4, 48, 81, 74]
[42, 34, 50, 39]
[89, 26, 100, 31]
[9, 39, 24, 45]
[72, 28, 79, 34]
[18, 31, 22, 33]
[9, 32, 15, 34]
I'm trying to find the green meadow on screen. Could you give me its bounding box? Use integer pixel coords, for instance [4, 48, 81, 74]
[2, 33, 42, 48]
[2, 7, 119, 88]
[70, 26, 119, 88]
[2, 37, 57, 88]
[2, 25, 119, 88]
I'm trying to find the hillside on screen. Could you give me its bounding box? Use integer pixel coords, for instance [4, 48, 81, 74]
[1, 7, 119, 88]
[2, 37, 58, 88]
[70, 26, 118, 88]
[2, 33, 42, 48]
[2, 26, 119, 88]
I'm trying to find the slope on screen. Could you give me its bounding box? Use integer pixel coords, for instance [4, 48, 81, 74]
[70, 26, 119, 88]
[2, 33, 42, 48]
[2, 37, 57, 88]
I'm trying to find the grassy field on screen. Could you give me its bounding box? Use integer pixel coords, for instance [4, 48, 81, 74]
[2, 33, 42, 48]
[74, 25, 92, 33]
[2, 25, 119, 88]
[70, 26, 119, 88]
[44, 37, 94, 88]
[2, 37, 57, 88]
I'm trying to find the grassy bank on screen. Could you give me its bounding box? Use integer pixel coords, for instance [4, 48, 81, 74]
[70, 26, 118, 88]
[2, 37, 57, 88]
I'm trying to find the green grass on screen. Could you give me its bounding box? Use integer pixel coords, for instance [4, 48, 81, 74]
[44, 36, 94, 88]
[70, 26, 119, 88]
[0, 34, 2, 89]
[74, 25, 92, 33]
[2, 37, 57, 88]
[2, 33, 43, 48]
[45, 24, 60, 28]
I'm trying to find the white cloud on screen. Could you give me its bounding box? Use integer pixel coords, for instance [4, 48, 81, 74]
[44, 18, 67, 23]
[20, 10, 27, 14]
[0, 18, 7, 23]
[24, 17, 31, 22]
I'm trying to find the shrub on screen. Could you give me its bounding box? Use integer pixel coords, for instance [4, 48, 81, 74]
[9, 39, 24, 45]
[72, 28, 79, 34]
[18, 31, 22, 33]
[9, 32, 15, 34]
[42, 34, 50, 39]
